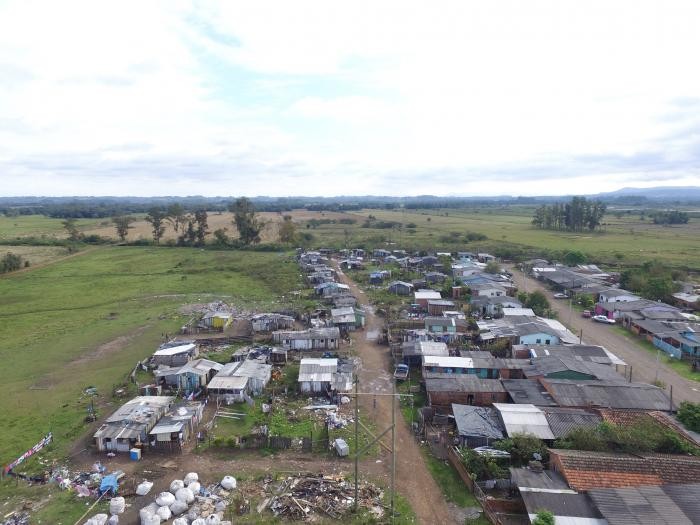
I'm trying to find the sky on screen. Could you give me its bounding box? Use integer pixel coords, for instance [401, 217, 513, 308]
[1, 0, 699, 197]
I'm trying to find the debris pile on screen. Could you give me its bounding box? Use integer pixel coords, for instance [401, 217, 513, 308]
[258, 475, 384, 521]
[136, 473, 236, 525]
[1, 513, 30, 525]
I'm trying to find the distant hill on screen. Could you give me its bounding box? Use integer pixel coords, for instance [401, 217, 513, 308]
[593, 186, 700, 202]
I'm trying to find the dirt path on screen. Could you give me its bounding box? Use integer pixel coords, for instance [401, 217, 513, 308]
[333, 264, 457, 525]
[509, 266, 700, 404]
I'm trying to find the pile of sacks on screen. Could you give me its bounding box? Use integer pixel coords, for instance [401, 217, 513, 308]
[82, 496, 124, 525]
[138, 473, 236, 525]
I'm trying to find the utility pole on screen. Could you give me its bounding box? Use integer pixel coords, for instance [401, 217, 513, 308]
[354, 377, 359, 510]
[391, 380, 396, 524]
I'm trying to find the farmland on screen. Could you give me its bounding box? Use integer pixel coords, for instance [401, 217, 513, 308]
[0, 246, 305, 463]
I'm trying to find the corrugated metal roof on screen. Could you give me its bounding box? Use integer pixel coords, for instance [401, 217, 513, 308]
[423, 355, 474, 368]
[501, 379, 558, 406]
[588, 483, 700, 525]
[153, 343, 196, 356]
[542, 407, 602, 438]
[208, 375, 248, 390]
[493, 403, 555, 440]
[425, 376, 505, 393]
[544, 380, 672, 411]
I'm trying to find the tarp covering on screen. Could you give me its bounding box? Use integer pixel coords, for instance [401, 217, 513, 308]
[99, 474, 119, 495]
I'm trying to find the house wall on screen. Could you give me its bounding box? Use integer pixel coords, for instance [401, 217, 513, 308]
[300, 380, 331, 393]
[518, 333, 559, 345]
[428, 390, 509, 408]
[653, 337, 683, 359]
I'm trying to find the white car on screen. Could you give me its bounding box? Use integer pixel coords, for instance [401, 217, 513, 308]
[553, 293, 569, 299]
[592, 315, 615, 324]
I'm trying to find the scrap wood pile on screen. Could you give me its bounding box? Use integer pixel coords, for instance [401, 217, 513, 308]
[258, 474, 384, 521]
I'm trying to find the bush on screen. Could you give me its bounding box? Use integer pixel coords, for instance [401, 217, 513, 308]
[495, 434, 549, 466]
[461, 449, 509, 481]
[678, 402, 700, 432]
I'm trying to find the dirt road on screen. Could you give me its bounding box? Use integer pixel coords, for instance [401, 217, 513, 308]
[509, 267, 700, 404]
[334, 265, 457, 525]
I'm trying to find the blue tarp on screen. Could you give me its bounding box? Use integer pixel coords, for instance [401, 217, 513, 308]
[99, 474, 118, 495]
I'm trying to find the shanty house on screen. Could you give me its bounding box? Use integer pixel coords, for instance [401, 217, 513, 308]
[315, 282, 351, 297]
[402, 340, 449, 367]
[152, 343, 198, 367]
[199, 311, 233, 331]
[415, 289, 442, 309]
[298, 358, 353, 394]
[427, 299, 456, 316]
[331, 307, 365, 331]
[148, 401, 204, 450]
[387, 280, 414, 296]
[94, 396, 174, 452]
[251, 313, 295, 332]
[451, 404, 505, 447]
[231, 360, 272, 394]
[155, 358, 223, 393]
[207, 363, 249, 402]
[425, 376, 508, 408]
[272, 327, 341, 350]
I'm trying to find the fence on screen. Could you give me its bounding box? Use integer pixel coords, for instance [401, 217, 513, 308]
[446, 447, 524, 525]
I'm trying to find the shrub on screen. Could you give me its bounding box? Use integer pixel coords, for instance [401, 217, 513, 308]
[678, 402, 700, 432]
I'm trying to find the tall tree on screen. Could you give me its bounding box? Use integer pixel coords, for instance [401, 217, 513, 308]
[112, 216, 136, 241]
[278, 215, 297, 244]
[144, 207, 167, 244]
[229, 197, 264, 245]
[166, 203, 187, 232]
[62, 218, 82, 241]
[193, 209, 209, 246]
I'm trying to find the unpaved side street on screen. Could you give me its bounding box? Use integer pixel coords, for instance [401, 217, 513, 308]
[334, 264, 457, 525]
[509, 266, 700, 404]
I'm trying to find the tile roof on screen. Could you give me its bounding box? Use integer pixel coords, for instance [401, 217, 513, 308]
[550, 449, 700, 491]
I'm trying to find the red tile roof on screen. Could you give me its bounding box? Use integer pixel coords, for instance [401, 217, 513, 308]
[549, 448, 700, 491]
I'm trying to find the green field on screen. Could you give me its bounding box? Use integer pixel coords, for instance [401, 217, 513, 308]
[302, 207, 700, 270]
[0, 246, 305, 464]
[0, 214, 104, 241]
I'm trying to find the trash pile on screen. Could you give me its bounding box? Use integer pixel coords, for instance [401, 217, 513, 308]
[1, 513, 29, 525]
[136, 473, 236, 525]
[257, 475, 384, 521]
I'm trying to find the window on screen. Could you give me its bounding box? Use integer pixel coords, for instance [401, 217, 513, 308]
[536, 338, 541, 344]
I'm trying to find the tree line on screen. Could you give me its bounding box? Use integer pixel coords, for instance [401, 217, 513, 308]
[531, 197, 606, 232]
[110, 197, 270, 247]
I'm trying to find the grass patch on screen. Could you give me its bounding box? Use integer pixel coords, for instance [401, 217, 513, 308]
[421, 449, 480, 508]
[0, 246, 306, 463]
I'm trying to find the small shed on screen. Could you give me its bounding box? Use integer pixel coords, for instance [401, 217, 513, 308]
[152, 343, 198, 367]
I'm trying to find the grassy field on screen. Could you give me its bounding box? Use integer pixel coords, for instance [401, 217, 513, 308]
[300, 207, 700, 270]
[4, 208, 699, 270]
[0, 246, 305, 465]
[0, 244, 74, 266]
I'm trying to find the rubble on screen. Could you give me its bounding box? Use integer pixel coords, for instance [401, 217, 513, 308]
[259, 474, 384, 521]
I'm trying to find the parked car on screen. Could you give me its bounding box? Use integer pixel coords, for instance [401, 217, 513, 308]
[393, 364, 409, 381]
[592, 315, 616, 324]
[582, 310, 592, 318]
[553, 292, 569, 299]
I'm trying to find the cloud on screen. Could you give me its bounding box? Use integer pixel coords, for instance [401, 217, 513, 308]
[0, 0, 699, 196]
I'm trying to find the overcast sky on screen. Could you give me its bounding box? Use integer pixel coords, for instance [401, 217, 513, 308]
[1, 1, 699, 197]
